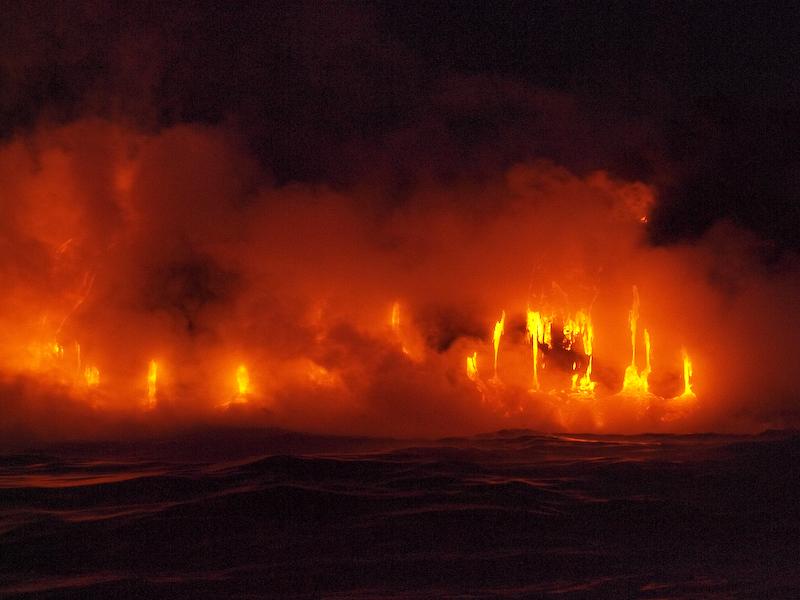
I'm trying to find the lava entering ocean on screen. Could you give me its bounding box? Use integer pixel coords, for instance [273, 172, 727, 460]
[462, 285, 696, 429]
[1, 119, 799, 442]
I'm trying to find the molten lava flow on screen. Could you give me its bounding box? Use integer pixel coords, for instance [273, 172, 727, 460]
[466, 351, 478, 382]
[621, 286, 651, 395]
[465, 350, 489, 402]
[524, 308, 597, 395]
[146, 360, 158, 408]
[236, 364, 250, 397]
[526, 309, 544, 390]
[216, 363, 253, 409]
[577, 356, 595, 393]
[680, 348, 695, 398]
[574, 311, 596, 394]
[492, 310, 505, 381]
[662, 347, 698, 422]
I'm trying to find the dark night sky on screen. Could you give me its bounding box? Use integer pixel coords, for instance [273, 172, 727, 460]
[1, 1, 799, 249]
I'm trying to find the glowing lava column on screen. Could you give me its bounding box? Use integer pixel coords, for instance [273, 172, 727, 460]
[622, 286, 650, 394]
[526, 310, 544, 390]
[492, 310, 505, 382]
[680, 348, 695, 398]
[236, 364, 250, 399]
[146, 360, 158, 409]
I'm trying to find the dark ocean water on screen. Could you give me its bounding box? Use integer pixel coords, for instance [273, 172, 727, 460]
[1, 428, 799, 599]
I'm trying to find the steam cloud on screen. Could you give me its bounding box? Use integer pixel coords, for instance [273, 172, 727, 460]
[1, 4, 799, 444]
[1, 119, 798, 445]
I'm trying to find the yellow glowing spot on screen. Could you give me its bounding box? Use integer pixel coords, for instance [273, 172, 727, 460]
[526, 309, 544, 390]
[621, 286, 650, 395]
[680, 348, 695, 398]
[147, 360, 158, 407]
[84, 366, 100, 387]
[492, 310, 505, 380]
[236, 364, 250, 396]
[52, 342, 64, 358]
[576, 312, 596, 394]
[578, 356, 596, 393]
[466, 352, 478, 381]
[554, 310, 597, 395]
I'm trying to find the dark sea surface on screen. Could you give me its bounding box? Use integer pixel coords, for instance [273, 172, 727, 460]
[1, 428, 799, 599]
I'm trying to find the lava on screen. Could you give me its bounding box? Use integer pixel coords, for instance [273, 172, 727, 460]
[621, 286, 651, 395]
[492, 310, 506, 382]
[146, 360, 158, 409]
[236, 364, 250, 397]
[466, 352, 478, 382]
[680, 348, 695, 399]
[525, 309, 544, 391]
[464, 284, 696, 424]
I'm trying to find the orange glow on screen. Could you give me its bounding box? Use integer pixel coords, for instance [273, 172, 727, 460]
[577, 356, 595, 393]
[492, 310, 505, 381]
[390, 300, 411, 355]
[304, 360, 339, 387]
[567, 311, 596, 395]
[391, 301, 401, 334]
[525, 309, 544, 390]
[84, 366, 100, 387]
[236, 364, 250, 397]
[4, 279, 698, 428]
[621, 287, 651, 395]
[0, 122, 725, 437]
[466, 351, 478, 381]
[629, 286, 640, 367]
[680, 348, 695, 398]
[146, 360, 158, 408]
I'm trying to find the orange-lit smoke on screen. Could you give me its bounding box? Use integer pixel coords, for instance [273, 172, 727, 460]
[1, 118, 799, 443]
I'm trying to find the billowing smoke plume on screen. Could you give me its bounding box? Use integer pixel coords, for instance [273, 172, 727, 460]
[1, 118, 798, 444]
